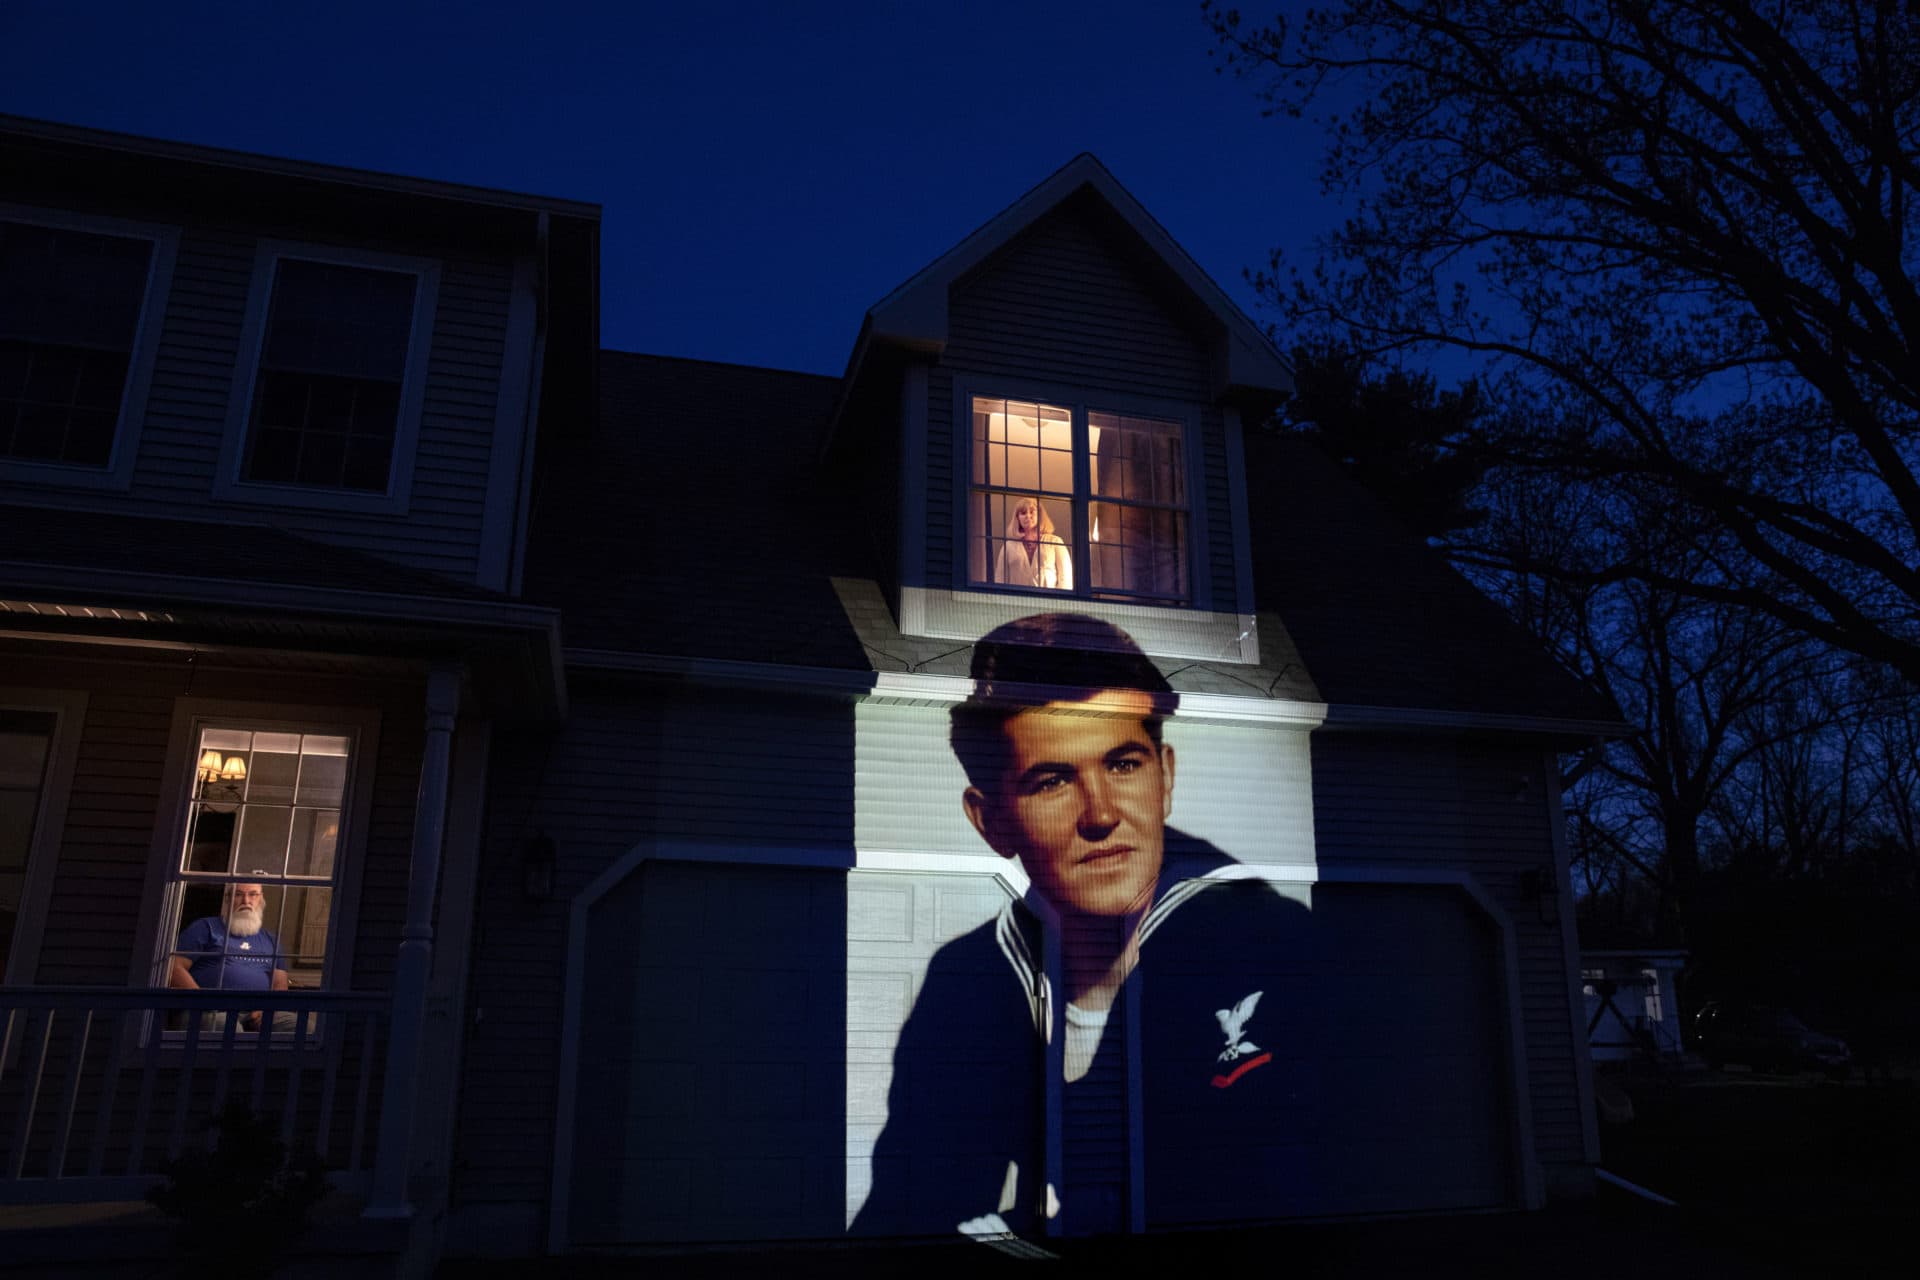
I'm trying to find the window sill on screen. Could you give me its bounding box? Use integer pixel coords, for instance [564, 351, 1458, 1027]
[0, 457, 137, 492]
[209, 475, 411, 517]
[898, 585, 1259, 665]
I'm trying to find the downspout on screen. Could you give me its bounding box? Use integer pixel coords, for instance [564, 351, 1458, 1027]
[506, 211, 551, 599]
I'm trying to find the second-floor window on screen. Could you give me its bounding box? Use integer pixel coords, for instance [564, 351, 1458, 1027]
[0, 220, 156, 468]
[241, 259, 420, 493]
[967, 395, 1190, 604]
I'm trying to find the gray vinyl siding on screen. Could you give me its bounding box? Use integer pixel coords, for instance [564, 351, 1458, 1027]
[142, 233, 253, 473]
[1200, 405, 1232, 608]
[865, 399, 903, 601]
[926, 368, 955, 586]
[14, 654, 423, 992]
[1308, 732, 1587, 1174]
[945, 205, 1211, 402]
[452, 681, 858, 1209]
[1, 224, 517, 586]
[30, 688, 173, 984]
[934, 203, 1239, 611]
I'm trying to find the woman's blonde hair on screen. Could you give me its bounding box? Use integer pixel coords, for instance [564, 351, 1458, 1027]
[1004, 495, 1056, 539]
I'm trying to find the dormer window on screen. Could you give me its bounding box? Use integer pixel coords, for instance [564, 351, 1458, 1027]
[215, 242, 438, 515]
[0, 210, 175, 488]
[967, 394, 1190, 605]
[241, 259, 417, 492]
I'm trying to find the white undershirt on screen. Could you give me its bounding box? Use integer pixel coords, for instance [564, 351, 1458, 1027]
[1063, 1002, 1110, 1083]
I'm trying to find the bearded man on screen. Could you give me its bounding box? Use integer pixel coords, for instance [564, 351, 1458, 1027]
[167, 882, 290, 1031]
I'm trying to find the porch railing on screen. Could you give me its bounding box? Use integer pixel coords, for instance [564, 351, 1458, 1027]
[0, 987, 390, 1204]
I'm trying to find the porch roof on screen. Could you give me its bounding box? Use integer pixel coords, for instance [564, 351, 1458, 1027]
[0, 504, 565, 719]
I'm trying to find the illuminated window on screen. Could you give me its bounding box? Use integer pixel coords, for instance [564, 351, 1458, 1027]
[158, 725, 353, 996]
[967, 395, 1190, 603]
[0, 219, 157, 468]
[241, 259, 419, 493]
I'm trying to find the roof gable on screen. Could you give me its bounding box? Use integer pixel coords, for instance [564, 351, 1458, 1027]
[864, 154, 1290, 398]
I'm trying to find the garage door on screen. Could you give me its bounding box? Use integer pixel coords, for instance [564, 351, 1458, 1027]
[565, 860, 1018, 1245]
[1141, 879, 1512, 1225]
[566, 866, 1512, 1244]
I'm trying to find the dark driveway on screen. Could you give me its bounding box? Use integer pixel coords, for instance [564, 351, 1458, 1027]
[439, 1193, 1894, 1278]
[442, 1076, 1917, 1279]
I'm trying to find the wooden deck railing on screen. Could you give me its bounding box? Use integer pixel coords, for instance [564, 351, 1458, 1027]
[0, 987, 390, 1204]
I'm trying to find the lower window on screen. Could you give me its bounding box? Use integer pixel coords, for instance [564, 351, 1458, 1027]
[156, 724, 352, 1008]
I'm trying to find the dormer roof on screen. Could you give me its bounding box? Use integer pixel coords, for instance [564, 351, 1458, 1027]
[829, 154, 1290, 447]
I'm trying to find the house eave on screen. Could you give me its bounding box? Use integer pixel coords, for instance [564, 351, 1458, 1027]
[0, 112, 601, 221]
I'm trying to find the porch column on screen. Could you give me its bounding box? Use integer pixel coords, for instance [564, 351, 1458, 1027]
[366, 666, 461, 1219]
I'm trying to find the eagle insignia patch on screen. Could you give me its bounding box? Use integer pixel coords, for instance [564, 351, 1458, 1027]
[1210, 990, 1272, 1088]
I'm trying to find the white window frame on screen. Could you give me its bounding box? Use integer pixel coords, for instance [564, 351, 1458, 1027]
[0, 204, 179, 492]
[213, 240, 440, 516]
[129, 699, 382, 999]
[958, 380, 1202, 609]
[0, 687, 87, 986]
[896, 374, 1257, 665]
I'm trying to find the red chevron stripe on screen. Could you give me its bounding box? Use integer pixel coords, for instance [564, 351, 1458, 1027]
[1209, 1051, 1272, 1089]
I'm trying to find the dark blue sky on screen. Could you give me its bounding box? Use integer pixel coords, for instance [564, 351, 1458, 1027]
[0, 1, 1338, 376]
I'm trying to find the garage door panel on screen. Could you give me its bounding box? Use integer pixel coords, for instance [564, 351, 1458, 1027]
[846, 972, 912, 1031]
[570, 862, 1019, 1244]
[571, 863, 851, 1245]
[934, 883, 1015, 942]
[1147, 1139, 1325, 1222]
[1143, 880, 1511, 1227]
[848, 883, 915, 940]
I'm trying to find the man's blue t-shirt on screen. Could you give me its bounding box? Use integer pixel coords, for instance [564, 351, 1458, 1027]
[175, 917, 282, 991]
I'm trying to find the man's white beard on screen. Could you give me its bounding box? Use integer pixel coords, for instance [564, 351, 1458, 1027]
[228, 906, 263, 937]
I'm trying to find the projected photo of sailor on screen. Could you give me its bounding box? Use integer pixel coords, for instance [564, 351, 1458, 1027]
[851, 613, 1315, 1239]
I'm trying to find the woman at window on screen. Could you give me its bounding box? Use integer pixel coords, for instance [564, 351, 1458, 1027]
[995, 495, 1072, 591]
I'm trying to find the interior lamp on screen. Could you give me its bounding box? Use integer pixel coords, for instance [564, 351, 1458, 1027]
[198, 749, 226, 782]
[220, 756, 247, 782]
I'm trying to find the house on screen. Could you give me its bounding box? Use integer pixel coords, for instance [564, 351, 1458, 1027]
[0, 114, 597, 1269]
[1582, 948, 1690, 1064]
[1, 116, 1623, 1269]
